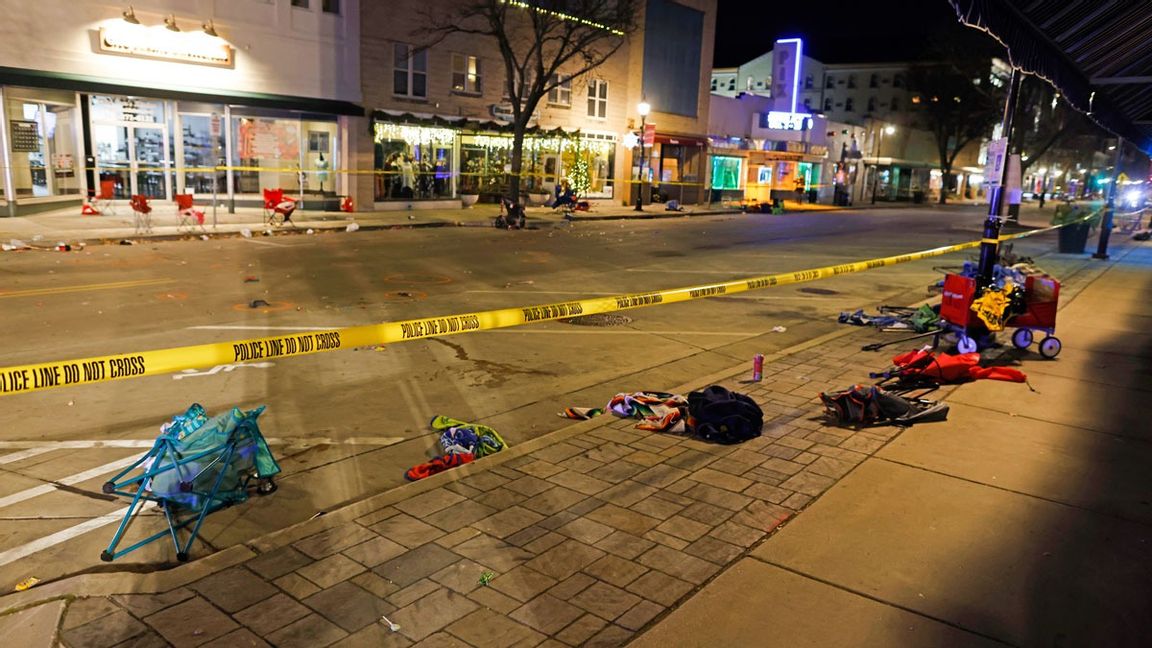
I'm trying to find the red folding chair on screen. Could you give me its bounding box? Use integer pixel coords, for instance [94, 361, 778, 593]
[130, 195, 152, 235]
[175, 194, 206, 232]
[84, 179, 117, 215]
[262, 188, 297, 227]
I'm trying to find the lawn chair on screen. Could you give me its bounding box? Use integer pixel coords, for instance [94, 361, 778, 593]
[175, 193, 206, 232]
[130, 194, 152, 234]
[263, 188, 297, 227]
[83, 180, 117, 215]
[100, 404, 280, 562]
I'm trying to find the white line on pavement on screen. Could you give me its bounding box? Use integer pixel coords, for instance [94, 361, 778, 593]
[0, 448, 56, 465]
[0, 456, 139, 510]
[0, 507, 129, 567]
[0, 437, 406, 451]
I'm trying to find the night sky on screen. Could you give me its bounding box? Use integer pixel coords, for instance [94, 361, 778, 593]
[713, 0, 984, 67]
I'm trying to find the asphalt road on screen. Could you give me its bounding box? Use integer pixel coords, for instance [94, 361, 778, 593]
[0, 204, 1086, 588]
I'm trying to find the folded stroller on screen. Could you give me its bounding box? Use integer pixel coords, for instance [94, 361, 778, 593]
[100, 404, 280, 562]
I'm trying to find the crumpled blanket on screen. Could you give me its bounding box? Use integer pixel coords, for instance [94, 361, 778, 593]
[430, 415, 507, 458]
[560, 391, 688, 433]
[879, 348, 1027, 384]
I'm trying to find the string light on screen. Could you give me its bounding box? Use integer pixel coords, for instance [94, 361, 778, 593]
[500, 0, 625, 36]
[374, 123, 456, 145]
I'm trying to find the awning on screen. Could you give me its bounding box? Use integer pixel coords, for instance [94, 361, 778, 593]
[0, 66, 364, 117]
[947, 0, 1152, 153]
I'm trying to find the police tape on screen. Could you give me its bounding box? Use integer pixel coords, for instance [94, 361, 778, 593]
[0, 220, 1082, 397]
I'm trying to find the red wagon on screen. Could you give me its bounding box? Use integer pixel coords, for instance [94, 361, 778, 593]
[940, 273, 1062, 358]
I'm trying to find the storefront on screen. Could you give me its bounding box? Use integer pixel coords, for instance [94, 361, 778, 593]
[371, 111, 617, 205]
[643, 134, 706, 205]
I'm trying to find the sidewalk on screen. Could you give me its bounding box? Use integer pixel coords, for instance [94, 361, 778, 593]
[0, 197, 934, 248]
[1, 233, 1146, 646]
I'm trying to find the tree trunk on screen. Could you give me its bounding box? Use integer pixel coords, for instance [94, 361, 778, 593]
[508, 123, 526, 203]
[938, 164, 952, 204]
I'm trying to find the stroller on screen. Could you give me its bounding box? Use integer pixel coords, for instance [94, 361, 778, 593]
[495, 197, 526, 229]
[100, 404, 280, 562]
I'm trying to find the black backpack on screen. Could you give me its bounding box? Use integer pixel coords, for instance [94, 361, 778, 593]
[687, 385, 764, 444]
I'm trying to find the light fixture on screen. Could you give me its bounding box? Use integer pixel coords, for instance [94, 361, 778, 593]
[637, 101, 651, 117]
[202, 20, 218, 37]
[122, 5, 140, 24]
[884, 125, 896, 135]
[164, 15, 180, 32]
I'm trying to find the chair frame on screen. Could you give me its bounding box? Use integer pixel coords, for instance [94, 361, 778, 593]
[263, 188, 297, 227]
[94, 179, 117, 215]
[175, 194, 206, 232]
[130, 194, 153, 235]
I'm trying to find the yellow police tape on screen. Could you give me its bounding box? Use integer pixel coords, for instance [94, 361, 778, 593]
[0, 219, 1080, 397]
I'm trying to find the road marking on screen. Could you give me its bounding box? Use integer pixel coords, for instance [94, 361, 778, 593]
[0, 437, 406, 450]
[173, 362, 276, 379]
[0, 507, 129, 567]
[0, 448, 56, 465]
[0, 278, 173, 299]
[396, 379, 431, 432]
[241, 237, 291, 247]
[0, 456, 139, 510]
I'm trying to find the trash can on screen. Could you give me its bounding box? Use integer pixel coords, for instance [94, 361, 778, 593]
[1057, 222, 1091, 253]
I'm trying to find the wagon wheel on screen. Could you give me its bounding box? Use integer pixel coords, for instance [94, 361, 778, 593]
[1038, 336, 1062, 359]
[1011, 328, 1034, 349]
[256, 479, 278, 496]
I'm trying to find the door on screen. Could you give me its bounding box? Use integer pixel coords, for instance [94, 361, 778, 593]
[94, 124, 131, 198]
[93, 123, 170, 199]
[133, 125, 168, 199]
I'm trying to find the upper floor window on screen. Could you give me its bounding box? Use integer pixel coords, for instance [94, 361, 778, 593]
[805, 74, 814, 89]
[452, 54, 482, 94]
[548, 74, 572, 106]
[727, 79, 735, 91]
[291, 0, 309, 7]
[802, 97, 812, 110]
[869, 73, 879, 88]
[825, 76, 835, 89]
[587, 79, 608, 119]
[845, 97, 855, 112]
[893, 73, 905, 88]
[710, 78, 718, 91]
[393, 43, 427, 98]
[847, 75, 857, 89]
[823, 97, 833, 112]
[890, 96, 900, 111]
[867, 97, 877, 112]
[322, 0, 340, 13]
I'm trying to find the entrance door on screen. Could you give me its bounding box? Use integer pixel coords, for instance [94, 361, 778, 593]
[93, 123, 170, 199]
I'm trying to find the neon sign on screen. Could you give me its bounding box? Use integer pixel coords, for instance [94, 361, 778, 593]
[762, 111, 813, 131]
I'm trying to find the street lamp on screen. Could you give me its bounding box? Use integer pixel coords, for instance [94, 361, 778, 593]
[871, 124, 895, 204]
[635, 101, 650, 211]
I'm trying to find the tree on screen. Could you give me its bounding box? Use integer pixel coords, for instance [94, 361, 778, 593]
[908, 59, 1002, 204]
[420, 0, 640, 202]
[1011, 75, 1097, 175]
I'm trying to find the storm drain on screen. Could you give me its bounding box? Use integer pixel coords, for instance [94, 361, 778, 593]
[560, 313, 634, 327]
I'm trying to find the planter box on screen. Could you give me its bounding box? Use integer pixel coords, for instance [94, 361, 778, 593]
[1057, 222, 1090, 253]
[460, 194, 479, 208]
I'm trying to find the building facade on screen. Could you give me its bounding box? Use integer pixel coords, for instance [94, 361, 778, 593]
[0, 0, 362, 217]
[359, 0, 717, 209]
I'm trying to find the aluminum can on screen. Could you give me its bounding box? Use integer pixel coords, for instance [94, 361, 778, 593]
[752, 354, 764, 382]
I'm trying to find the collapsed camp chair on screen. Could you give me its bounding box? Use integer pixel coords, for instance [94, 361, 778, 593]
[100, 404, 280, 562]
[130, 194, 152, 235]
[263, 188, 297, 227]
[175, 193, 206, 232]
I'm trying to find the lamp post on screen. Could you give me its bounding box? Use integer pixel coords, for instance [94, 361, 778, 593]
[870, 124, 895, 204]
[635, 101, 650, 211]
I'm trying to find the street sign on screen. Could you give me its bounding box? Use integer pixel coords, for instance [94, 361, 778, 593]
[642, 123, 655, 147]
[984, 138, 1007, 187]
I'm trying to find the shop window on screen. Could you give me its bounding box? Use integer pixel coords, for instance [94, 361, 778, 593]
[711, 156, 742, 191]
[451, 54, 482, 94]
[230, 114, 337, 197]
[655, 143, 702, 203]
[547, 74, 572, 106]
[563, 135, 615, 198]
[393, 43, 427, 99]
[373, 122, 455, 201]
[587, 79, 608, 119]
[322, 0, 340, 13]
[179, 114, 226, 196]
[6, 93, 80, 200]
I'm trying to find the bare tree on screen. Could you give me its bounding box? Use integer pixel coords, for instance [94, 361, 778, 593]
[420, 0, 640, 201]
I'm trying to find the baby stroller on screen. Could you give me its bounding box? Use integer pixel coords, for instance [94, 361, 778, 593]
[495, 197, 526, 229]
[100, 404, 280, 562]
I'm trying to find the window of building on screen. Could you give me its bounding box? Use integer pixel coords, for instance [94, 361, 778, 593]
[803, 98, 812, 110]
[291, 0, 309, 8]
[805, 74, 814, 89]
[890, 96, 900, 111]
[451, 54, 482, 94]
[6, 90, 80, 200]
[710, 78, 717, 91]
[322, 0, 339, 13]
[711, 156, 742, 190]
[867, 97, 876, 112]
[825, 76, 835, 89]
[911, 95, 922, 104]
[845, 97, 855, 112]
[893, 73, 905, 88]
[727, 79, 735, 91]
[587, 79, 608, 119]
[393, 43, 427, 98]
[847, 75, 857, 89]
[374, 122, 455, 201]
[869, 73, 879, 88]
[823, 97, 833, 112]
[547, 74, 572, 106]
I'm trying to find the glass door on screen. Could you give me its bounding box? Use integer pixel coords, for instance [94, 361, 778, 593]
[94, 124, 131, 198]
[132, 125, 168, 199]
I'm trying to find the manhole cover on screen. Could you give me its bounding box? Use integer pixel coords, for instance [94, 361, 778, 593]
[560, 313, 633, 327]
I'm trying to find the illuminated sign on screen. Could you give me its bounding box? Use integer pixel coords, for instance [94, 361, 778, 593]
[762, 111, 813, 131]
[773, 38, 804, 113]
[99, 24, 234, 68]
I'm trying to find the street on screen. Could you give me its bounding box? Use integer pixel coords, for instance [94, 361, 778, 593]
[0, 205, 1087, 587]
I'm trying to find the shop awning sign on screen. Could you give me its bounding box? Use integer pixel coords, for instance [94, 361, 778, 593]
[99, 24, 234, 68]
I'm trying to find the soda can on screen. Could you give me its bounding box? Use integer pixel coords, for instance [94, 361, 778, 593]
[752, 353, 764, 382]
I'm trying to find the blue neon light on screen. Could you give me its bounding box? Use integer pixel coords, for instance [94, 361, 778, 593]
[776, 37, 804, 114]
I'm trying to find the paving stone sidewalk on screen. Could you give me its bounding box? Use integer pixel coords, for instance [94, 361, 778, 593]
[43, 317, 965, 648]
